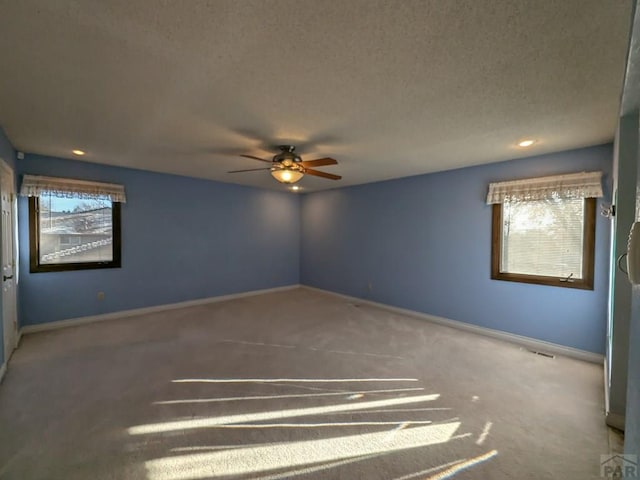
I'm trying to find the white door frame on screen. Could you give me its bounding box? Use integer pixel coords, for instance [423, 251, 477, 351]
[0, 158, 18, 364]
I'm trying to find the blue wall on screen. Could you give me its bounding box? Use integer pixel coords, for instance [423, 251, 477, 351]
[17, 154, 301, 326]
[301, 144, 613, 354]
[10, 144, 616, 354]
[0, 127, 16, 366]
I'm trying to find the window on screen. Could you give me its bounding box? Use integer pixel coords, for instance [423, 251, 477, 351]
[21, 175, 126, 273]
[487, 171, 602, 290]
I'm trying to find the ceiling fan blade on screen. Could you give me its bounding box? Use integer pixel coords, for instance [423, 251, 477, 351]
[228, 168, 273, 173]
[304, 168, 342, 180]
[240, 154, 273, 163]
[299, 157, 338, 168]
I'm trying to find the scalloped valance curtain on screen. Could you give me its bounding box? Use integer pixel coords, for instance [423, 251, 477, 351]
[486, 171, 603, 204]
[19, 175, 127, 203]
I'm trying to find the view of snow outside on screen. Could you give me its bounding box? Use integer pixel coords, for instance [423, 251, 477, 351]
[39, 193, 113, 264]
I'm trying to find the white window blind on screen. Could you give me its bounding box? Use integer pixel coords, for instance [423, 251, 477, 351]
[501, 198, 584, 278]
[19, 175, 126, 203]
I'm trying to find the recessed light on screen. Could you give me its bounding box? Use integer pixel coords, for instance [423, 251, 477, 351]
[517, 139, 536, 148]
[291, 185, 300, 191]
[72, 149, 86, 156]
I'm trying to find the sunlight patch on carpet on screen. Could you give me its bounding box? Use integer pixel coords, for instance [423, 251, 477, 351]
[144, 422, 461, 480]
[129, 393, 440, 435]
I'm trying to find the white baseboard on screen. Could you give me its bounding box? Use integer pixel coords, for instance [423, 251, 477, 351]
[0, 362, 6, 385]
[21, 284, 301, 335]
[606, 412, 626, 431]
[302, 285, 605, 364]
[604, 357, 610, 414]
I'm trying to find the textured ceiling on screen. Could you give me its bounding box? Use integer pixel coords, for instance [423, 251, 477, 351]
[0, 0, 633, 192]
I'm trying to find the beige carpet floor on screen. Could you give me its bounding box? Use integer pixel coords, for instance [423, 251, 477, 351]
[0, 288, 610, 479]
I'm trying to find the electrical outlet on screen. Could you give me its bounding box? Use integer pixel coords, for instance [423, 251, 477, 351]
[97, 291, 105, 301]
[367, 280, 373, 293]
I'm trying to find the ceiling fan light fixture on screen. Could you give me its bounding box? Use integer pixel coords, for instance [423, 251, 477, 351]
[271, 168, 304, 184]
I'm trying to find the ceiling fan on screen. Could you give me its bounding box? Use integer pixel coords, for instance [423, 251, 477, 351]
[228, 145, 341, 184]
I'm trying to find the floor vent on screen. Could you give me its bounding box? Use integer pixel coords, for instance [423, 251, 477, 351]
[530, 350, 555, 359]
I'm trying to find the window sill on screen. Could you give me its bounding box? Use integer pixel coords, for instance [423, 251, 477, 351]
[491, 272, 594, 290]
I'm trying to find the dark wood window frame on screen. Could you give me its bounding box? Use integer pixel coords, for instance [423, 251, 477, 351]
[491, 198, 596, 290]
[28, 196, 122, 273]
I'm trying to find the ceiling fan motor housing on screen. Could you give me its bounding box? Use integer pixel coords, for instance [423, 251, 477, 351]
[273, 145, 303, 168]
